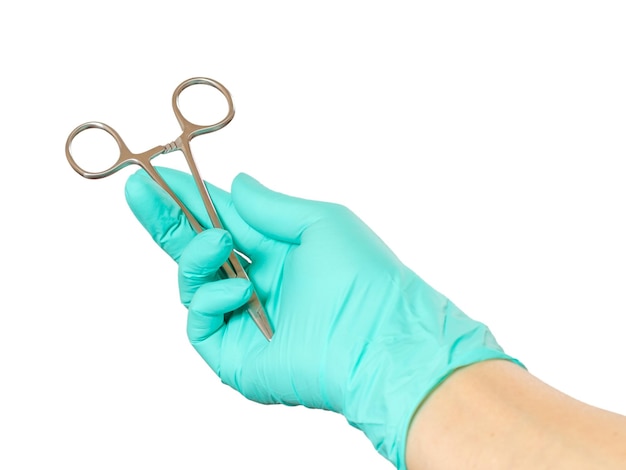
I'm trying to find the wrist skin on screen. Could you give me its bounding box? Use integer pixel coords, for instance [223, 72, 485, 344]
[405, 360, 626, 470]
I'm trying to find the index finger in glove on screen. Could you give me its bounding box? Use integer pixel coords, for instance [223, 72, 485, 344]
[125, 167, 266, 260]
[125, 169, 196, 261]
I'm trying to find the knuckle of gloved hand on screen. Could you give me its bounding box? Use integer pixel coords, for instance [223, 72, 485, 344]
[323, 201, 354, 220]
[178, 263, 209, 283]
[179, 285, 196, 307]
[179, 230, 232, 277]
[186, 310, 210, 345]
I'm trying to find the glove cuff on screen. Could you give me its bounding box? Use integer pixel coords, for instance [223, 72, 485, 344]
[342, 293, 523, 469]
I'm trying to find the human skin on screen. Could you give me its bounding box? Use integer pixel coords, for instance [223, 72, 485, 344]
[406, 360, 626, 469]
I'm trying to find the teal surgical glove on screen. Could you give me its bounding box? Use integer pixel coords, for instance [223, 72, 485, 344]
[125, 168, 522, 469]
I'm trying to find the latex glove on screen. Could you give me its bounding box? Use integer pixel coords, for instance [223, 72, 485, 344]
[125, 168, 522, 469]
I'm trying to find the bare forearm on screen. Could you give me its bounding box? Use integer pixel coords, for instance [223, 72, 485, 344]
[406, 360, 626, 470]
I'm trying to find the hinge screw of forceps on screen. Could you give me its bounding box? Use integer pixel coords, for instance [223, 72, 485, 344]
[163, 141, 178, 153]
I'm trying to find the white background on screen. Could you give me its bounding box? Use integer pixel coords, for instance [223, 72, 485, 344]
[1, 1, 625, 468]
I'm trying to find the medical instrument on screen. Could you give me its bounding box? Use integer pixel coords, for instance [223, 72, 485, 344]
[65, 77, 273, 341]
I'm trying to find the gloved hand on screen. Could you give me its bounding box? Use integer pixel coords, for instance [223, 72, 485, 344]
[125, 168, 522, 469]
